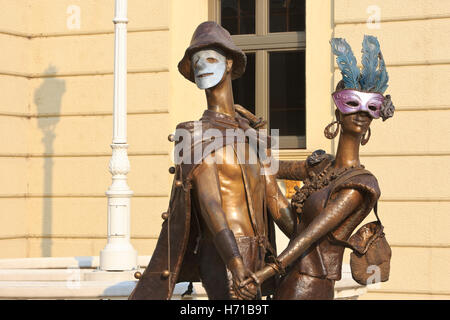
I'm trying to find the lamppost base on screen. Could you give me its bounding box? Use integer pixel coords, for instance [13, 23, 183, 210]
[99, 244, 137, 271]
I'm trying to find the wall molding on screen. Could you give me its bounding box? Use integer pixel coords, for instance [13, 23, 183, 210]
[0, 26, 169, 39]
[394, 105, 450, 112]
[0, 193, 169, 199]
[379, 197, 450, 202]
[0, 109, 169, 118]
[0, 151, 169, 158]
[334, 60, 450, 71]
[390, 243, 450, 249]
[361, 151, 450, 157]
[0, 234, 159, 240]
[335, 14, 450, 26]
[0, 67, 169, 79]
[367, 289, 450, 296]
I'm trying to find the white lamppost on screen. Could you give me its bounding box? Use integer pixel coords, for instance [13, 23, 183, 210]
[99, 0, 137, 271]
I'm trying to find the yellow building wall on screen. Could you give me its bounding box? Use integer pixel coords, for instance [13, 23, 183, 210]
[334, 0, 450, 299]
[0, 0, 209, 259]
[0, 0, 31, 257]
[0, 0, 448, 300]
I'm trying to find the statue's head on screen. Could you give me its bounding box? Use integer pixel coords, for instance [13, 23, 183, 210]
[325, 35, 395, 144]
[178, 21, 247, 89]
[330, 35, 394, 123]
[191, 48, 228, 89]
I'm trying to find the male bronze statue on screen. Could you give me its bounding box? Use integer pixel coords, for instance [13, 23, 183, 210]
[129, 21, 295, 300]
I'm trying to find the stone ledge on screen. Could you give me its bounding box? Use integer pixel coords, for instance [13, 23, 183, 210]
[0, 256, 151, 269]
[0, 280, 198, 300]
[0, 257, 366, 300]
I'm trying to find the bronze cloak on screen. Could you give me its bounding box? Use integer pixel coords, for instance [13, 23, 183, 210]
[129, 111, 277, 300]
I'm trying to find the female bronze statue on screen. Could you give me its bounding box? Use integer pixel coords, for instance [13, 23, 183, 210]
[238, 35, 394, 300]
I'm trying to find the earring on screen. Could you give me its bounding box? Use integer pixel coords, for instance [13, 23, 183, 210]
[361, 127, 371, 145]
[324, 120, 341, 139]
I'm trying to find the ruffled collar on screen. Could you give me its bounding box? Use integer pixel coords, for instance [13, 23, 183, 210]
[200, 109, 240, 128]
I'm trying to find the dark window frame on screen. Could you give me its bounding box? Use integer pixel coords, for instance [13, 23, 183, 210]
[210, 0, 306, 149]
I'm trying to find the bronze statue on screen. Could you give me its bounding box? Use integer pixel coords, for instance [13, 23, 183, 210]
[129, 21, 295, 300]
[238, 36, 394, 300]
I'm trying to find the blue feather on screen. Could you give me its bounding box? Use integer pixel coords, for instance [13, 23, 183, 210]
[375, 51, 389, 93]
[360, 35, 380, 91]
[330, 38, 361, 90]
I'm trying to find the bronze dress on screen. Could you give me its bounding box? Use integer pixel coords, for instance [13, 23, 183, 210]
[275, 152, 380, 299]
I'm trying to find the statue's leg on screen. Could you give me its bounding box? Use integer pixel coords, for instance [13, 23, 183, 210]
[198, 239, 231, 300]
[273, 271, 334, 300]
[198, 236, 264, 300]
[236, 236, 263, 300]
[236, 236, 263, 272]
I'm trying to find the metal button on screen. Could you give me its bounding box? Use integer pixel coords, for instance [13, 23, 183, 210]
[134, 271, 142, 279]
[161, 270, 170, 278]
[168, 134, 175, 142]
[168, 166, 176, 174]
[175, 180, 183, 187]
[161, 212, 169, 220]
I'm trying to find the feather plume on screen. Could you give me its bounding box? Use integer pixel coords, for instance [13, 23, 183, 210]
[375, 51, 389, 93]
[360, 35, 381, 91]
[330, 38, 361, 90]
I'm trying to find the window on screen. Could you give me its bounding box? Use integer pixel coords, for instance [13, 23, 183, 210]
[221, 0, 255, 35]
[210, 0, 306, 149]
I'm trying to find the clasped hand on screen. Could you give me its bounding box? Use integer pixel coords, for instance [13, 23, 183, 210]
[232, 264, 278, 300]
[229, 271, 260, 300]
[227, 257, 260, 300]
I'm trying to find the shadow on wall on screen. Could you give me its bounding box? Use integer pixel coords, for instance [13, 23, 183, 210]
[34, 65, 66, 257]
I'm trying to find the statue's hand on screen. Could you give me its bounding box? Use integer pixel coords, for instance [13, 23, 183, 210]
[227, 257, 259, 300]
[240, 265, 277, 293]
[234, 274, 260, 300]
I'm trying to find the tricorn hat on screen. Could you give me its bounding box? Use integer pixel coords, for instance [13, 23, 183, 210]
[178, 21, 247, 83]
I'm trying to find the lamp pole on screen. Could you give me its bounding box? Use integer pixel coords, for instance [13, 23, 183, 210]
[100, 0, 137, 271]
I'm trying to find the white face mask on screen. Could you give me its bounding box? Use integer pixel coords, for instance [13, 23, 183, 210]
[192, 49, 227, 89]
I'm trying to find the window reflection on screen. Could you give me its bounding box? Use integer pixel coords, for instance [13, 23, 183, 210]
[270, 0, 305, 33]
[232, 52, 255, 114]
[221, 0, 256, 35]
[269, 50, 305, 139]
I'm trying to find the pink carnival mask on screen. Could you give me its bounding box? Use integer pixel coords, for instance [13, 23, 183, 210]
[332, 89, 385, 119]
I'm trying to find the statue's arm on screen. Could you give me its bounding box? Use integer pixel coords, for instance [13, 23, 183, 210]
[192, 159, 228, 235]
[192, 155, 255, 299]
[265, 172, 296, 239]
[256, 188, 364, 283]
[277, 150, 335, 181]
[277, 160, 308, 181]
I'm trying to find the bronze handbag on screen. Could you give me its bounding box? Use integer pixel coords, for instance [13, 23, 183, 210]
[329, 203, 392, 286]
[346, 204, 391, 285]
[326, 170, 392, 286]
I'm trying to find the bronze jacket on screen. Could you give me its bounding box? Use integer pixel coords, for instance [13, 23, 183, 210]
[295, 156, 381, 280]
[129, 110, 277, 300]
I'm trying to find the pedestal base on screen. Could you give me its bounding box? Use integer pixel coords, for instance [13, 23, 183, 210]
[99, 244, 137, 271]
[84, 269, 139, 282]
